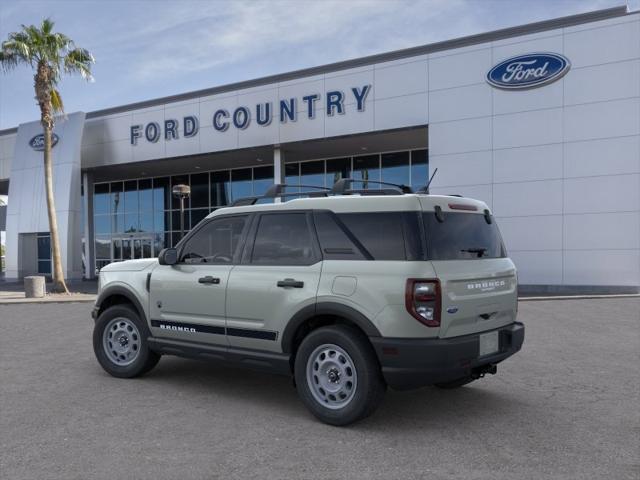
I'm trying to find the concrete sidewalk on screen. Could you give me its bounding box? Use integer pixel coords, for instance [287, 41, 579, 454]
[0, 279, 97, 304]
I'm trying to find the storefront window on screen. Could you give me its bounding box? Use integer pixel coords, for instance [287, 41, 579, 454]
[253, 166, 274, 196]
[326, 158, 350, 188]
[301, 160, 325, 187]
[190, 173, 209, 208]
[153, 177, 171, 211]
[411, 149, 429, 189]
[211, 171, 231, 207]
[231, 168, 252, 200]
[353, 154, 380, 189]
[381, 151, 410, 187]
[285, 163, 300, 192]
[94, 183, 110, 215]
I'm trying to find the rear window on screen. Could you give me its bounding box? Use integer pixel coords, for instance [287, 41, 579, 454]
[423, 212, 506, 260]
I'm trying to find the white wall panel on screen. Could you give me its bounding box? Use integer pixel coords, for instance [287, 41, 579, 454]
[325, 102, 374, 138]
[373, 93, 428, 131]
[164, 102, 202, 158]
[493, 180, 563, 217]
[564, 212, 640, 250]
[493, 80, 563, 115]
[497, 215, 563, 251]
[103, 113, 134, 144]
[429, 83, 491, 123]
[103, 139, 133, 165]
[564, 98, 640, 142]
[564, 135, 640, 178]
[564, 20, 640, 68]
[279, 111, 325, 144]
[564, 60, 640, 106]
[375, 60, 427, 100]
[199, 124, 238, 153]
[509, 250, 563, 284]
[492, 34, 563, 63]
[564, 174, 640, 214]
[324, 68, 374, 106]
[493, 108, 563, 149]
[428, 150, 492, 186]
[429, 116, 491, 155]
[493, 143, 563, 183]
[563, 250, 640, 286]
[428, 48, 492, 91]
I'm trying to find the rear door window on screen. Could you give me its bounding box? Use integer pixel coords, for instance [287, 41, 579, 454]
[336, 212, 421, 260]
[251, 213, 318, 265]
[423, 212, 506, 260]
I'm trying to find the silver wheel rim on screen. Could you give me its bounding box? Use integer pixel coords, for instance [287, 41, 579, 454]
[306, 343, 358, 410]
[102, 317, 141, 366]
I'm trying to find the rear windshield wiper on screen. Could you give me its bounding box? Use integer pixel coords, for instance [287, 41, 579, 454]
[460, 248, 487, 258]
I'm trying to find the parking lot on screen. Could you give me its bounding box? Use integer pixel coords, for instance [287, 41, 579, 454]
[0, 297, 638, 479]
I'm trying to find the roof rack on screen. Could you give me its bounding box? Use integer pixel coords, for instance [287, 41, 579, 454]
[229, 183, 330, 206]
[331, 178, 413, 195]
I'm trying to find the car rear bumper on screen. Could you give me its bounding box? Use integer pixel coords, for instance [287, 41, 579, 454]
[370, 322, 525, 390]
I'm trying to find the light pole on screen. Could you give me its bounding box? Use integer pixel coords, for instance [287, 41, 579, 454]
[172, 184, 191, 239]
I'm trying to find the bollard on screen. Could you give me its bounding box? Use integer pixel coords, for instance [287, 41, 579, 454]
[24, 276, 46, 298]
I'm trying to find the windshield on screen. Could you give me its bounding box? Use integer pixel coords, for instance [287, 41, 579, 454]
[423, 212, 506, 260]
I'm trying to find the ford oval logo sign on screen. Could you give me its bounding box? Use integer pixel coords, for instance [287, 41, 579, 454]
[29, 133, 59, 151]
[487, 53, 570, 90]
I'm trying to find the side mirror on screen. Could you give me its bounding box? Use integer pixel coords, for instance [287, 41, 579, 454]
[158, 248, 178, 265]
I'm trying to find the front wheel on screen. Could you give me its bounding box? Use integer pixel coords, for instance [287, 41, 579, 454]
[93, 304, 160, 378]
[294, 325, 386, 426]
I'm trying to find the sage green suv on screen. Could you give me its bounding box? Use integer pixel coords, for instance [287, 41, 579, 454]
[92, 181, 524, 426]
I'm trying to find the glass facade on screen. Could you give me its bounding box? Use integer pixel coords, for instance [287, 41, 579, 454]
[92, 149, 427, 271]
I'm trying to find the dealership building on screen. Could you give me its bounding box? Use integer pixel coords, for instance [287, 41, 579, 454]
[0, 6, 638, 293]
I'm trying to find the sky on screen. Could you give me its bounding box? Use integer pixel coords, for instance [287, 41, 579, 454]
[0, 0, 636, 130]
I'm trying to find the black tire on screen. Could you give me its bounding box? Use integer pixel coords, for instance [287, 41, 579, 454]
[434, 376, 475, 389]
[294, 325, 386, 426]
[93, 304, 160, 378]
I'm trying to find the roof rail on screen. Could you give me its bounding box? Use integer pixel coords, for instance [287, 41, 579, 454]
[229, 183, 330, 207]
[331, 178, 413, 194]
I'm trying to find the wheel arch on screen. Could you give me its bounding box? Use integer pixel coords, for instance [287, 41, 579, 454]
[95, 285, 147, 324]
[281, 302, 381, 356]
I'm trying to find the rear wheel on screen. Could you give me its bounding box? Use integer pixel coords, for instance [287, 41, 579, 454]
[294, 325, 386, 426]
[93, 304, 160, 378]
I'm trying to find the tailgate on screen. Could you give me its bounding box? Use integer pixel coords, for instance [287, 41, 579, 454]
[431, 258, 518, 338]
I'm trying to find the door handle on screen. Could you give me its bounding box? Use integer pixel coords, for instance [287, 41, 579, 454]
[198, 276, 220, 285]
[277, 278, 304, 288]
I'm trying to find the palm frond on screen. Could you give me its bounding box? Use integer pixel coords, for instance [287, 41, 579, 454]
[64, 47, 94, 81]
[50, 88, 64, 114]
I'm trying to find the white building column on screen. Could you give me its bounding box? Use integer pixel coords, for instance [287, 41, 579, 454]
[82, 171, 95, 279]
[273, 146, 285, 202]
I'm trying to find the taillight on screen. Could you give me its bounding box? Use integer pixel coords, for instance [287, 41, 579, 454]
[405, 279, 441, 327]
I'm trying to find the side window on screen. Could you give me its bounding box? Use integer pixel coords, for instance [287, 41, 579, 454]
[313, 211, 367, 260]
[251, 213, 316, 265]
[337, 212, 407, 260]
[180, 215, 247, 264]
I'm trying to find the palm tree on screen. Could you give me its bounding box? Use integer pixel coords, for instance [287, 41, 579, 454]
[0, 19, 94, 293]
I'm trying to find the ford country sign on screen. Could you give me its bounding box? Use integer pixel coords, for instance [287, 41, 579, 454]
[29, 133, 59, 151]
[487, 53, 570, 90]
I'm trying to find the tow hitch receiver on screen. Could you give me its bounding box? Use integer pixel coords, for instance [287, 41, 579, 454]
[471, 363, 497, 379]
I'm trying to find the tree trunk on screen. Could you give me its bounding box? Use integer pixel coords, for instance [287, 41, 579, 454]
[43, 123, 68, 293]
[35, 63, 68, 294]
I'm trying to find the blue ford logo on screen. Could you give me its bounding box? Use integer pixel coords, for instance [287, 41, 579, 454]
[487, 53, 570, 90]
[29, 133, 59, 151]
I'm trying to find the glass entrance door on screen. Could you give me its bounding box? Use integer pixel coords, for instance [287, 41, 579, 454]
[112, 236, 154, 262]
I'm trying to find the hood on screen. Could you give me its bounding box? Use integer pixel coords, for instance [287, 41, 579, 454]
[100, 258, 158, 272]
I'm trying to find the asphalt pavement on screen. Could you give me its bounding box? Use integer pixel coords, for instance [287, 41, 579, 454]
[0, 298, 638, 479]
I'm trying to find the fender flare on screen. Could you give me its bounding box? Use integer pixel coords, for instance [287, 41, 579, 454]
[94, 285, 147, 323]
[281, 302, 381, 353]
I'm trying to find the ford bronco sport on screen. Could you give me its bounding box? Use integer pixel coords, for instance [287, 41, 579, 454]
[92, 180, 524, 426]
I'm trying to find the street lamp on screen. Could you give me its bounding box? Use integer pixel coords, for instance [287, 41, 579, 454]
[172, 184, 191, 239]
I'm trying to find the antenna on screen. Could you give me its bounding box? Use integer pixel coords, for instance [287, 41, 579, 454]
[418, 168, 438, 194]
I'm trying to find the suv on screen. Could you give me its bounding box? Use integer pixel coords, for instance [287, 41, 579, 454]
[92, 181, 524, 426]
